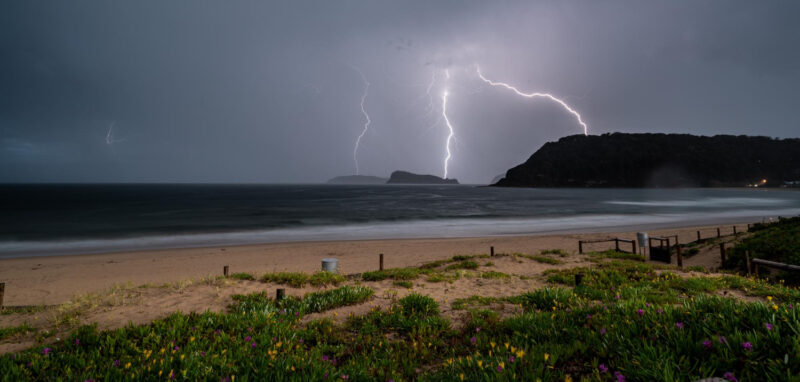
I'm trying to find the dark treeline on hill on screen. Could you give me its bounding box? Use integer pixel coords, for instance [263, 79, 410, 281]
[494, 133, 800, 188]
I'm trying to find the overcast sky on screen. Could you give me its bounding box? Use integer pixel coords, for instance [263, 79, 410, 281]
[1, 1, 799, 184]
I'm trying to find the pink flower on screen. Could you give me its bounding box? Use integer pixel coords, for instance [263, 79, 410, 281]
[615, 371, 626, 382]
[723, 372, 738, 382]
[637, 309, 644, 316]
[42, 348, 51, 355]
[599, 364, 608, 373]
[741, 342, 753, 351]
[702, 340, 712, 349]
[251, 341, 257, 348]
[675, 322, 684, 329]
[765, 323, 773, 331]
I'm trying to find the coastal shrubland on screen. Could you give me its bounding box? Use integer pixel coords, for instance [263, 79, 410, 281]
[2, 257, 799, 381]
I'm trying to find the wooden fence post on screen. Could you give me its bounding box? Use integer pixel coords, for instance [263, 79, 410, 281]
[490, 246, 495, 257]
[676, 245, 683, 268]
[0, 282, 4, 309]
[276, 288, 285, 301]
[578, 241, 583, 254]
[754, 263, 759, 278]
[575, 273, 583, 286]
[632, 240, 636, 254]
[379, 253, 384, 271]
[719, 243, 726, 264]
[733, 226, 737, 235]
[223, 265, 229, 277]
[615, 238, 620, 252]
[745, 250, 752, 276]
[717, 228, 721, 238]
[697, 231, 701, 241]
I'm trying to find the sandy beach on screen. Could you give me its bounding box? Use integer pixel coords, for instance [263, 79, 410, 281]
[0, 223, 742, 306]
[0, 221, 754, 355]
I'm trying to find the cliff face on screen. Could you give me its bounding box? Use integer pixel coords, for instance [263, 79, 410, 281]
[494, 133, 800, 188]
[387, 171, 459, 184]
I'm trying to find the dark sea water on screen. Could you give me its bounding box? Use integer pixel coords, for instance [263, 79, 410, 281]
[1, 184, 799, 258]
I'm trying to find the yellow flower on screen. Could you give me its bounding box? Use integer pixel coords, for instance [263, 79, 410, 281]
[276, 342, 283, 348]
[767, 296, 773, 301]
[490, 341, 496, 348]
[772, 305, 779, 311]
[504, 342, 509, 349]
[565, 376, 573, 382]
[510, 346, 516, 353]
[159, 370, 163, 376]
[125, 362, 131, 369]
[499, 361, 505, 369]
[515, 349, 525, 358]
[544, 353, 550, 362]
[189, 336, 195, 342]
[180, 354, 185, 360]
[291, 366, 295, 371]
[477, 360, 483, 368]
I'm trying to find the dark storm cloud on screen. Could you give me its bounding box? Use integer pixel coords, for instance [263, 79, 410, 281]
[1, 1, 799, 183]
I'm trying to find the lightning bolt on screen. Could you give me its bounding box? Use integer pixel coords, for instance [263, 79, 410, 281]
[476, 67, 589, 136]
[351, 66, 371, 175]
[441, 90, 455, 179]
[105, 121, 116, 145]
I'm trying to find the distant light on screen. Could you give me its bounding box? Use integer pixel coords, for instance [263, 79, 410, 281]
[762, 179, 767, 184]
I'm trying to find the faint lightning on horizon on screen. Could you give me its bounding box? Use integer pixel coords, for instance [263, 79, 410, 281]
[105, 121, 123, 145]
[351, 66, 372, 175]
[476, 67, 589, 136]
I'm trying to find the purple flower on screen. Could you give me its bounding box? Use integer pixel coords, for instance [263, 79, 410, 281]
[215, 329, 221, 335]
[201, 351, 206, 357]
[114, 359, 120, 367]
[637, 309, 644, 316]
[702, 340, 712, 349]
[509, 356, 515, 363]
[470, 336, 477, 345]
[615, 371, 626, 382]
[42, 348, 51, 355]
[245, 336, 252, 342]
[723, 372, 738, 382]
[251, 341, 257, 348]
[657, 309, 664, 314]
[74, 339, 80, 346]
[646, 303, 651, 307]
[741, 342, 753, 351]
[600, 327, 607, 335]
[497, 366, 502, 372]
[322, 355, 329, 362]
[615, 295, 621, 300]
[718, 336, 728, 344]
[324, 373, 329, 379]
[298, 339, 303, 343]
[765, 323, 773, 331]
[475, 327, 481, 333]
[599, 364, 608, 373]
[675, 322, 684, 329]
[174, 346, 180, 351]
[586, 314, 592, 320]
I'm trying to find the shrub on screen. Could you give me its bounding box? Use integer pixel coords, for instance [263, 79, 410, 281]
[445, 260, 479, 271]
[228, 272, 255, 281]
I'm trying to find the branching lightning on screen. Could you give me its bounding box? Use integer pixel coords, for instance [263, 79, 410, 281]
[351, 66, 372, 175]
[441, 90, 455, 179]
[476, 67, 589, 136]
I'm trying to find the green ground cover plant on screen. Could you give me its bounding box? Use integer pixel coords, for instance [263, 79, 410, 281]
[2, 262, 799, 381]
[260, 271, 345, 287]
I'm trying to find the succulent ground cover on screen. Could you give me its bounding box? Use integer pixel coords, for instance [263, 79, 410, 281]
[2, 219, 800, 380]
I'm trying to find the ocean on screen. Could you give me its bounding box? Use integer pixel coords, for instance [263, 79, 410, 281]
[1, 184, 799, 258]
